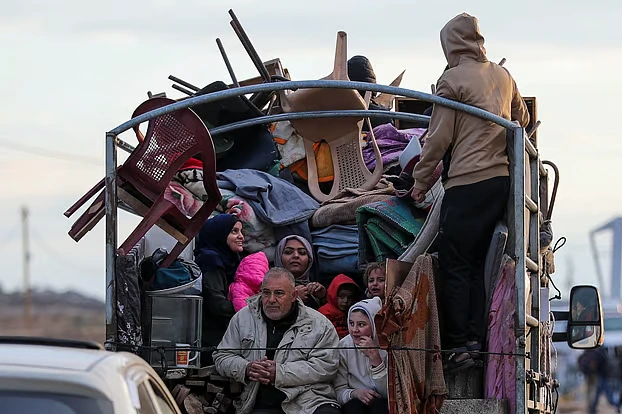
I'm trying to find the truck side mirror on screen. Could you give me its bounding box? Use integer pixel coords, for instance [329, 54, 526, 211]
[567, 285, 604, 349]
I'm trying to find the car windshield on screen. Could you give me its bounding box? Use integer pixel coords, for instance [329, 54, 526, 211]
[0, 391, 114, 414]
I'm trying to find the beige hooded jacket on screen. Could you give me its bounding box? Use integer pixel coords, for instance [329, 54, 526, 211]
[414, 13, 530, 191]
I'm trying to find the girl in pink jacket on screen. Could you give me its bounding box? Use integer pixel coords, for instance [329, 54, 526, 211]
[228, 251, 269, 312]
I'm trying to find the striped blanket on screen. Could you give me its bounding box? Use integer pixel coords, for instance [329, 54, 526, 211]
[357, 196, 427, 265]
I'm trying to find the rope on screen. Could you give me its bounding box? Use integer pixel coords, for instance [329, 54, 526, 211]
[107, 341, 529, 358]
[156, 346, 168, 372]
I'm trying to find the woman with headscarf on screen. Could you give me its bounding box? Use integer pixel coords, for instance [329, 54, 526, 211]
[194, 214, 244, 365]
[274, 235, 326, 309]
[334, 297, 388, 413]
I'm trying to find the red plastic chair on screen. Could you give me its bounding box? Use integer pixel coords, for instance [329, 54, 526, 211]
[65, 97, 222, 268]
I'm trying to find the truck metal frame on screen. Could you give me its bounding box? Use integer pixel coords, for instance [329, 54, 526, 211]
[101, 80, 552, 413]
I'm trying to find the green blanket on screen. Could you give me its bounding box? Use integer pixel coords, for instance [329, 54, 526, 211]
[357, 196, 427, 264]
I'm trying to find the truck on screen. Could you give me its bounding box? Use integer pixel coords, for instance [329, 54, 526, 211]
[64, 10, 605, 414]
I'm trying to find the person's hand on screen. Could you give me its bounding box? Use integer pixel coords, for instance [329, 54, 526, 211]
[411, 187, 426, 203]
[352, 388, 381, 405]
[356, 336, 382, 366]
[246, 357, 271, 384]
[295, 285, 309, 301]
[307, 282, 327, 300]
[258, 359, 277, 384]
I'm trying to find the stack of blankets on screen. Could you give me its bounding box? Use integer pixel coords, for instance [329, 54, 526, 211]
[357, 196, 427, 264]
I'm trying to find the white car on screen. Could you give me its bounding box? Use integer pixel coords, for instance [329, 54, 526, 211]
[0, 337, 181, 414]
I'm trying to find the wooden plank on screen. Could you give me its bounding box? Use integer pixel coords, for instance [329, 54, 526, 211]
[174, 385, 191, 407]
[183, 394, 204, 414]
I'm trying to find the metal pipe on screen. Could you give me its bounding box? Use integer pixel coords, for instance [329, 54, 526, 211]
[526, 314, 539, 328]
[538, 161, 547, 178]
[112, 109, 432, 155]
[228, 9, 271, 82]
[528, 120, 541, 139]
[104, 132, 118, 351]
[525, 136, 538, 160]
[265, 94, 277, 115]
[526, 257, 539, 273]
[109, 80, 517, 135]
[171, 84, 194, 96]
[168, 75, 200, 92]
[117, 138, 135, 155]
[229, 22, 269, 82]
[542, 161, 559, 220]
[509, 126, 527, 414]
[528, 147, 542, 389]
[525, 195, 538, 214]
[210, 110, 430, 135]
[216, 38, 239, 87]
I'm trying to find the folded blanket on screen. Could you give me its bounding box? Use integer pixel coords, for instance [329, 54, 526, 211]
[173, 167, 208, 201]
[357, 196, 427, 264]
[311, 178, 396, 228]
[164, 181, 203, 218]
[217, 169, 319, 227]
[363, 124, 426, 171]
[398, 185, 445, 264]
[312, 224, 360, 276]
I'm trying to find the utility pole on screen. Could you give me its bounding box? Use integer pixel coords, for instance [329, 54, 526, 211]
[21, 206, 32, 329]
[591, 217, 622, 300]
[565, 255, 575, 296]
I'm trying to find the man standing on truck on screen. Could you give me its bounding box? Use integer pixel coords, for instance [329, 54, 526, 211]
[412, 12, 530, 372]
[213, 267, 341, 414]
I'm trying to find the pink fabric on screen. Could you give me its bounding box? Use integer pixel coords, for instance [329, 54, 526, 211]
[164, 181, 203, 217]
[485, 255, 517, 414]
[228, 252, 269, 312]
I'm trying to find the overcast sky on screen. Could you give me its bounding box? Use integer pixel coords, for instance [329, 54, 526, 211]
[1, 0, 621, 301]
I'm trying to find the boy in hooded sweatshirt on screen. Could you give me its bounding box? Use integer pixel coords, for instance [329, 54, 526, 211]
[334, 297, 388, 414]
[411, 13, 529, 372]
[318, 274, 361, 338]
[227, 251, 269, 312]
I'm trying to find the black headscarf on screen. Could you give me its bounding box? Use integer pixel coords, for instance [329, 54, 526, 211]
[347, 55, 377, 99]
[348, 55, 377, 83]
[194, 214, 241, 278]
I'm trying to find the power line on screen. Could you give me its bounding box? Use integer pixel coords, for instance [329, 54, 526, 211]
[0, 223, 20, 255]
[0, 139, 102, 166]
[30, 228, 101, 274]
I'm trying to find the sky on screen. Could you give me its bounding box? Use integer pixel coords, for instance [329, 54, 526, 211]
[1, 0, 621, 301]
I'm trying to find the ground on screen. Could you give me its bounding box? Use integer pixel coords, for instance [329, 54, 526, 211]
[0, 289, 105, 343]
[559, 382, 621, 414]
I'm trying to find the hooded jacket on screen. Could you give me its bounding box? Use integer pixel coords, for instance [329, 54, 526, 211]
[228, 252, 269, 312]
[195, 214, 241, 360]
[213, 295, 340, 414]
[414, 13, 529, 191]
[318, 275, 361, 338]
[274, 235, 314, 285]
[334, 297, 388, 404]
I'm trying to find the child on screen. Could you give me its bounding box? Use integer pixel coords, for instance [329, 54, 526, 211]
[318, 274, 360, 338]
[364, 262, 386, 302]
[334, 297, 388, 414]
[227, 251, 269, 312]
